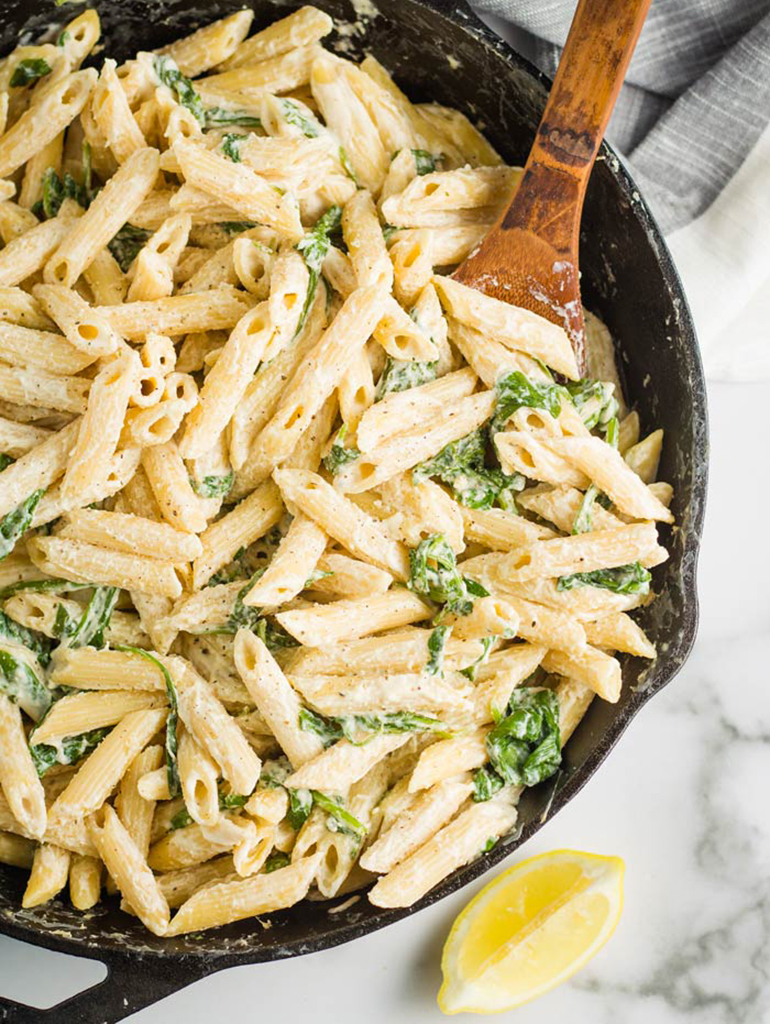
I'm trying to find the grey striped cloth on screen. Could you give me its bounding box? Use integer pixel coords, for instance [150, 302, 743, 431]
[470, 0, 770, 233]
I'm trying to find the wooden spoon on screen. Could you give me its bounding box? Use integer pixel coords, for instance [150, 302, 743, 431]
[453, 0, 652, 373]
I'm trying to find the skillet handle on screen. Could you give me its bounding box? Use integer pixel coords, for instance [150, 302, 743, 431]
[0, 956, 213, 1024]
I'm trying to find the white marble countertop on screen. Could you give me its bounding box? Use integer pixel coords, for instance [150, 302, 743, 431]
[2, 378, 767, 1023]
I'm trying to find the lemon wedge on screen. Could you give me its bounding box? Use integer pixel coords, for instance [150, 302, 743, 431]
[438, 849, 625, 1015]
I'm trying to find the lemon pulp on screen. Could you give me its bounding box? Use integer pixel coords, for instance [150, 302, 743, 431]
[439, 849, 625, 1014]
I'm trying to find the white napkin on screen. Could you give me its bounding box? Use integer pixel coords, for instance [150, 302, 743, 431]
[666, 124, 770, 381]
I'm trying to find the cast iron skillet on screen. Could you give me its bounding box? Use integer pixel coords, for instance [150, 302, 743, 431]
[0, 1, 708, 1020]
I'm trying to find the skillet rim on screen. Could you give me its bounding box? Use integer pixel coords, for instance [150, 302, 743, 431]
[0, 0, 708, 984]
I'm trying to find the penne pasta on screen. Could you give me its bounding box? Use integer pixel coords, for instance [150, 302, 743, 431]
[88, 803, 170, 935]
[221, 7, 333, 69]
[257, 285, 389, 467]
[0, 693, 47, 840]
[274, 468, 410, 580]
[31, 691, 164, 746]
[169, 656, 262, 796]
[22, 844, 71, 908]
[368, 796, 516, 907]
[46, 148, 160, 287]
[47, 709, 167, 826]
[165, 854, 320, 935]
[234, 629, 323, 768]
[285, 733, 410, 793]
[58, 507, 202, 561]
[27, 535, 183, 598]
[0, 70, 97, 178]
[61, 347, 141, 503]
[157, 10, 254, 76]
[433, 274, 579, 380]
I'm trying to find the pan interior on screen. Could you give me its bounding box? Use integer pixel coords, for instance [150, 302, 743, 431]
[0, 0, 706, 962]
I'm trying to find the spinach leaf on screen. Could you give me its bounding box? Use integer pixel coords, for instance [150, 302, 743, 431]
[81, 140, 92, 196]
[34, 163, 90, 220]
[221, 132, 246, 163]
[10, 58, 51, 88]
[220, 221, 258, 235]
[114, 645, 180, 798]
[0, 578, 91, 600]
[572, 484, 601, 535]
[298, 706, 342, 747]
[170, 787, 248, 829]
[38, 169, 64, 219]
[412, 149, 437, 175]
[0, 454, 14, 472]
[209, 572, 299, 651]
[189, 472, 234, 500]
[52, 602, 77, 640]
[0, 489, 44, 561]
[108, 224, 151, 272]
[68, 587, 119, 649]
[482, 688, 561, 790]
[414, 428, 484, 485]
[426, 624, 451, 676]
[340, 711, 448, 744]
[29, 727, 109, 777]
[264, 851, 290, 872]
[0, 646, 52, 721]
[207, 566, 244, 587]
[465, 578, 490, 600]
[450, 465, 524, 511]
[459, 635, 495, 682]
[220, 791, 248, 811]
[169, 805, 193, 830]
[57, 29, 71, 46]
[226, 572, 265, 632]
[233, 573, 268, 626]
[252, 615, 298, 653]
[565, 379, 618, 430]
[413, 429, 524, 511]
[338, 146, 359, 185]
[557, 562, 651, 595]
[382, 224, 397, 243]
[312, 790, 366, 839]
[259, 754, 365, 835]
[322, 425, 360, 475]
[375, 356, 437, 399]
[295, 204, 342, 336]
[472, 764, 504, 802]
[300, 706, 448, 747]
[408, 534, 488, 617]
[280, 98, 321, 137]
[0, 611, 53, 667]
[604, 416, 620, 450]
[205, 107, 262, 128]
[202, 558, 298, 648]
[153, 55, 205, 125]
[287, 787, 313, 829]
[491, 371, 567, 436]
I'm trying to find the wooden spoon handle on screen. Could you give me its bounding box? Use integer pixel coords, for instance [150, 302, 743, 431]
[501, 0, 651, 242]
[532, 0, 651, 175]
